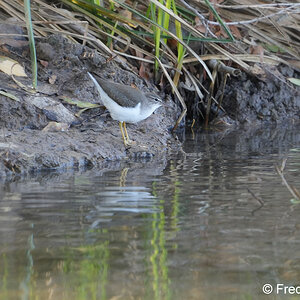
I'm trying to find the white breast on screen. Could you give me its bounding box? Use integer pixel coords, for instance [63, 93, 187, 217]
[110, 102, 142, 123]
[89, 72, 159, 123]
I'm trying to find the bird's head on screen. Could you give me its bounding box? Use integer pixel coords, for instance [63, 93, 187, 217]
[146, 93, 163, 109]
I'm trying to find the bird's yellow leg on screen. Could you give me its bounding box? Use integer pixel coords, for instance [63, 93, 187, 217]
[119, 121, 127, 146]
[122, 122, 132, 145]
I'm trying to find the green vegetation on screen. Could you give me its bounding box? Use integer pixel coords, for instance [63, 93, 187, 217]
[24, 0, 37, 89]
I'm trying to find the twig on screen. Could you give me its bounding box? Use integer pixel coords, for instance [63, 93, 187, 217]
[206, 5, 300, 26]
[179, 0, 216, 38]
[275, 160, 300, 201]
[207, 59, 241, 76]
[247, 188, 264, 215]
[180, 1, 299, 28]
[215, 3, 299, 9]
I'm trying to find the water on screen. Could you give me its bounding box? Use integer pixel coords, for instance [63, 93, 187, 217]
[0, 126, 300, 300]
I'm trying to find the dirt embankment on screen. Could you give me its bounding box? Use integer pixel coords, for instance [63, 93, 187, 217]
[223, 65, 299, 124]
[0, 33, 299, 179]
[0, 35, 179, 178]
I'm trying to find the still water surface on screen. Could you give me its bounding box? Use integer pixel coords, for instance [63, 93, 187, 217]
[0, 126, 300, 300]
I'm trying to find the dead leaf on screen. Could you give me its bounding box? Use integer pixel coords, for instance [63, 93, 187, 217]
[60, 96, 101, 109]
[0, 56, 27, 77]
[119, 9, 132, 20]
[139, 62, 149, 81]
[250, 44, 264, 63]
[229, 24, 242, 39]
[135, 51, 150, 81]
[42, 122, 69, 132]
[39, 60, 49, 68]
[75, 107, 90, 118]
[0, 45, 10, 54]
[250, 64, 265, 77]
[118, 8, 137, 28]
[49, 74, 57, 85]
[288, 77, 300, 86]
[0, 90, 20, 102]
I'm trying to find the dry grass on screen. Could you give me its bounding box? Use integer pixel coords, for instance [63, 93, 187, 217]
[0, 0, 299, 123]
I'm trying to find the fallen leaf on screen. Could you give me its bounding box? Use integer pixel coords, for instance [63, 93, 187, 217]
[60, 96, 101, 109]
[75, 107, 90, 118]
[39, 60, 49, 68]
[118, 9, 137, 28]
[0, 56, 27, 77]
[42, 122, 69, 132]
[139, 63, 149, 80]
[229, 24, 242, 39]
[119, 9, 132, 20]
[0, 90, 20, 101]
[250, 64, 265, 77]
[250, 44, 264, 63]
[49, 74, 57, 85]
[287, 77, 300, 86]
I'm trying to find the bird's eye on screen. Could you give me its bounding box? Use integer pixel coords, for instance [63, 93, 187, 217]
[153, 96, 162, 102]
[146, 93, 163, 103]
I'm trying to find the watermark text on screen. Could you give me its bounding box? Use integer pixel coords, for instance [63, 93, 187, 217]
[262, 284, 300, 295]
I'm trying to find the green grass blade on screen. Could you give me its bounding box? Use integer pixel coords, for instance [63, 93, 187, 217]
[204, 0, 234, 41]
[24, 0, 37, 89]
[150, 0, 164, 73]
[162, 0, 171, 44]
[111, 0, 214, 80]
[171, 0, 183, 62]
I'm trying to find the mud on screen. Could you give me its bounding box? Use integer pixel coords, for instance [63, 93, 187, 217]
[0, 33, 299, 179]
[0, 35, 178, 178]
[223, 65, 300, 124]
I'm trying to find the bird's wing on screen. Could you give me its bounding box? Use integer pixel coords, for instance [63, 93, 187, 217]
[92, 73, 144, 108]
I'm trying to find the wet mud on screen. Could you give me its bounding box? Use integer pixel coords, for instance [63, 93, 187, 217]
[0, 35, 178, 178]
[0, 34, 299, 179]
[223, 65, 299, 124]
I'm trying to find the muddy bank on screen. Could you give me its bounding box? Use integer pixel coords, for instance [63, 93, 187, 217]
[0, 34, 299, 179]
[0, 35, 179, 178]
[223, 64, 299, 124]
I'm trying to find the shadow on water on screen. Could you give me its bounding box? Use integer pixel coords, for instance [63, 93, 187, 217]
[0, 124, 300, 300]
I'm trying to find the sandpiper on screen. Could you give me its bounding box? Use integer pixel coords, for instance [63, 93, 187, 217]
[88, 72, 163, 146]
